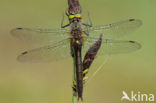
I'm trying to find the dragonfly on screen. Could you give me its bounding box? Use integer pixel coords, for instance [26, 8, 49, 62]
[65, 0, 94, 101]
[10, 0, 142, 101]
[11, 18, 142, 99]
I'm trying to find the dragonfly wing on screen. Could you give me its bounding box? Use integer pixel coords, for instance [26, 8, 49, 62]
[84, 38, 141, 55]
[11, 28, 69, 44]
[86, 19, 142, 39]
[99, 39, 141, 55]
[17, 39, 71, 63]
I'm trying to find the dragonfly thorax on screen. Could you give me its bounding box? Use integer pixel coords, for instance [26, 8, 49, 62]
[71, 27, 82, 34]
[70, 36, 83, 47]
[70, 22, 84, 47]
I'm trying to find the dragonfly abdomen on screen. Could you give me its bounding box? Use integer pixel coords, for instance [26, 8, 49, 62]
[73, 45, 83, 101]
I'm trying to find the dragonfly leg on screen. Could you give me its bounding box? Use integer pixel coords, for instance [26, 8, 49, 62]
[87, 12, 93, 27]
[79, 5, 82, 14]
[65, 9, 69, 16]
[61, 24, 70, 28]
[84, 31, 89, 36]
[82, 12, 93, 27]
[82, 23, 92, 27]
[83, 24, 90, 36]
[61, 12, 70, 28]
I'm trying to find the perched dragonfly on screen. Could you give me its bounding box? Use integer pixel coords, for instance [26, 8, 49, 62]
[11, 18, 142, 99]
[10, 0, 142, 101]
[66, 0, 94, 101]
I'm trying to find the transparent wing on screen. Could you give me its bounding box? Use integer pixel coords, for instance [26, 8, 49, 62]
[99, 39, 141, 55]
[83, 37, 141, 55]
[17, 39, 71, 63]
[11, 28, 69, 44]
[86, 19, 142, 39]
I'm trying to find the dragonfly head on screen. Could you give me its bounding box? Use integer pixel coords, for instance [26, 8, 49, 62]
[69, 14, 82, 22]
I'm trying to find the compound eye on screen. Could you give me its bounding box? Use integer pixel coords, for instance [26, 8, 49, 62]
[69, 15, 75, 19]
[75, 14, 82, 19]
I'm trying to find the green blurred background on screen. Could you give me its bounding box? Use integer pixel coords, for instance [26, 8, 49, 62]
[0, 0, 156, 103]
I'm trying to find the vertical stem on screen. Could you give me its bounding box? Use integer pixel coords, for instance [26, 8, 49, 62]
[72, 48, 77, 103]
